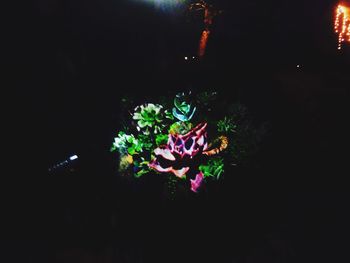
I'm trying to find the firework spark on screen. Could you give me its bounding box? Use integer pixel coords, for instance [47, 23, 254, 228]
[334, 3, 350, 50]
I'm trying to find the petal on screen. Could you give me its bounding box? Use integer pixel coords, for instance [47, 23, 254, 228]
[187, 106, 196, 120]
[203, 142, 208, 151]
[133, 113, 142, 120]
[138, 120, 147, 128]
[172, 108, 187, 122]
[197, 135, 204, 146]
[148, 162, 172, 173]
[172, 167, 190, 178]
[154, 148, 176, 161]
[190, 172, 204, 193]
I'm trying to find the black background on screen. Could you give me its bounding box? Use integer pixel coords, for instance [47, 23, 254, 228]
[3, 0, 350, 262]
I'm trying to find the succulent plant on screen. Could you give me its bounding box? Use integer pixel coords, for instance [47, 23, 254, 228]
[155, 134, 169, 146]
[172, 92, 196, 122]
[132, 103, 171, 135]
[111, 91, 263, 194]
[169, 121, 193, 135]
[149, 123, 208, 191]
[111, 132, 142, 155]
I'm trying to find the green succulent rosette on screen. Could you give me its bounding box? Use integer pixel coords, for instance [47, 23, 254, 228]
[133, 103, 172, 135]
[172, 92, 196, 122]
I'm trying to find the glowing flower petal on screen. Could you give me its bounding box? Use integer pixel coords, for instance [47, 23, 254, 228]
[154, 148, 176, 161]
[148, 163, 172, 173]
[149, 123, 208, 190]
[172, 167, 190, 178]
[190, 172, 204, 193]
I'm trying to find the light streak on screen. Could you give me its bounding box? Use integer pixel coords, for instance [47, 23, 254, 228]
[334, 4, 350, 50]
[189, 1, 222, 58]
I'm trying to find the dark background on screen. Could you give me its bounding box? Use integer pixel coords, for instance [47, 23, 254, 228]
[3, 0, 350, 262]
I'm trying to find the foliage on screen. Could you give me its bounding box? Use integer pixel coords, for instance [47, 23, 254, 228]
[155, 134, 169, 146]
[111, 91, 265, 194]
[199, 158, 224, 179]
[172, 92, 196, 121]
[217, 117, 237, 133]
[133, 157, 151, 178]
[111, 132, 142, 155]
[169, 121, 193, 135]
[133, 103, 170, 135]
[137, 134, 153, 151]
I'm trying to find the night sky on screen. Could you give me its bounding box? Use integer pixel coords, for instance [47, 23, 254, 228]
[3, 0, 350, 262]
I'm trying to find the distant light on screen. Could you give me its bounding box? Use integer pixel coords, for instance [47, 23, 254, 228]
[184, 56, 188, 60]
[296, 64, 300, 68]
[70, 155, 78, 161]
[192, 56, 195, 59]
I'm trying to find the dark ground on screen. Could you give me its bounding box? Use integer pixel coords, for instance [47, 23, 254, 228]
[2, 0, 350, 262]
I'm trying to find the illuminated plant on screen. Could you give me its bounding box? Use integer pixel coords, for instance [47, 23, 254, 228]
[169, 121, 193, 135]
[133, 103, 171, 135]
[149, 122, 208, 179]
[199, 157, 224, 179]
[111, 91, 263, 195]
[111, 132, 142, 155]
[172, 92, 196, 122]
[155, 133, 169, 146]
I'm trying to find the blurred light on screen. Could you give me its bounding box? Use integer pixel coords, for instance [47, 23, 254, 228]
[142, 0, 187, 11]
[49, 154, 78, 173]
[334, 4, 350, 50]
[184, 56, 188, 60]
[198, 29, 210, 57]
[189, 1, 222, 58]
[70, 155, 78, 161]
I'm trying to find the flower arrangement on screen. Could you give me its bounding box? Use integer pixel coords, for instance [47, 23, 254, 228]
[111, 91, 265, 194]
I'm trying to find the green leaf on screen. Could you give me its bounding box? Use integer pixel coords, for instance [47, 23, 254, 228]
[110, 145, 117, 152]
[155, 134, 168, 146]
[127, 147, 135, 155]
[135, 169, 149, 178]
[199, 158, 225, 179]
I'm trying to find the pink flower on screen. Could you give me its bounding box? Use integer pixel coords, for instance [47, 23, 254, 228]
[190, 172, 204, 193]
[149, 123, 208, 192]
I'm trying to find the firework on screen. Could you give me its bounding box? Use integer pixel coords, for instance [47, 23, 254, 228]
[334, 3, 350, 50]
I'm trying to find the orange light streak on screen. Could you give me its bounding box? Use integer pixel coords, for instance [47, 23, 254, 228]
[334, 4, 350, 50]
[198, 29, 210, 57]
[189, 1, 222, 58]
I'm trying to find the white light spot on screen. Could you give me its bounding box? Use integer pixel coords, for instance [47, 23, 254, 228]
[70, 155, 78, 161]
[184, 56, 188, 60]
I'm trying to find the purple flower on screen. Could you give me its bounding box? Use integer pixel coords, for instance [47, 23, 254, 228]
[190, 172, 204, 193]
[149, 123, 208, 192]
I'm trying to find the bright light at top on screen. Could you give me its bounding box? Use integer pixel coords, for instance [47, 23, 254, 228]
[69, 155, 78, 161]
[146, 0, 185, 3]
[334, 3, 350, 50]
[142, 0, 187, 11]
